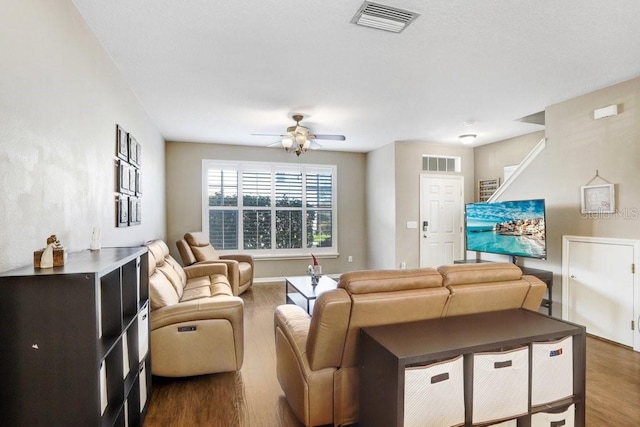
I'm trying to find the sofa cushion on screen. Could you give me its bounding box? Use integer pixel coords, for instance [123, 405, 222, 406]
[338, 268, 443, 294]
[438, 262, 522, 287]
[147, 239, 171, 267]
[185, 232, 220, 262]
[209, 274, 234, 297]
[158, 259, 183, 288]
[180, 274, 233, 302]
[443, 280, 530, 317]
[149, 270, 180, 310]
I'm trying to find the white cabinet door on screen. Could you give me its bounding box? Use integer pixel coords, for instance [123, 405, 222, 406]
[563, 236, 636, 348]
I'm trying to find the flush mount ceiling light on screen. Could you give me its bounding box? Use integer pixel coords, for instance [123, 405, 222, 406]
[458, 134, 477, 144]
[351, 1, 419, 33]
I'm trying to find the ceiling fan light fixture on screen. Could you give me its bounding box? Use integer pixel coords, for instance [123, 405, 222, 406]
[458, 134, 477, 144]
[282, 138, 294, 149]
[254, 114, 344, 156]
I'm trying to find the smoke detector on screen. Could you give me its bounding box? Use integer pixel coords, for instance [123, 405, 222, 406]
[351, 1, 419, 33]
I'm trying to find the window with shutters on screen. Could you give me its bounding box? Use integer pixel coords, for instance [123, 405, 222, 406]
[203, 160, 337, 257]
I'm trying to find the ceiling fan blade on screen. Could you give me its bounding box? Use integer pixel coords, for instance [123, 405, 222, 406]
[266, 140, 283, 147]
[311, 134, 346, 141]
[252, 133, 286, 137]
[310, 140, 322, 150]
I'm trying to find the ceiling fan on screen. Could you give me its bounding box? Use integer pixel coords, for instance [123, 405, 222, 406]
[252, 114, 346, 156]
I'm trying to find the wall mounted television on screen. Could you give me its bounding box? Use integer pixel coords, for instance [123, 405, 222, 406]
[465, 199, 546, 260]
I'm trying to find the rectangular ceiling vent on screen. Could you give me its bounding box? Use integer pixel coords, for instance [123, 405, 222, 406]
[351, 1, 419, 33]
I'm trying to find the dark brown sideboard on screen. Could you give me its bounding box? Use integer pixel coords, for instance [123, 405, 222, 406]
[360, 309, 586, 426]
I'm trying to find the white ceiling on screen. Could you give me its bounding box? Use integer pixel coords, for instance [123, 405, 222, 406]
[72, 0, 640, 152]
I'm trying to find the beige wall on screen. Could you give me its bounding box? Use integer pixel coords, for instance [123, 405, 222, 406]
[0, 0, 166, 273]
[366, 143, 396, 269]
[487, 76, 640, 304]
[165, 142, 367, 278]
[366, 141, 474, 270]
[474, 130, 545, 199]
[394, 142, 475, 269]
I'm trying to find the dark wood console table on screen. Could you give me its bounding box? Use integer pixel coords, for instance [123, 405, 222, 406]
[453, 260, 554, 316]
[520, 266, 553, 316]
[360, 309, 586, 426]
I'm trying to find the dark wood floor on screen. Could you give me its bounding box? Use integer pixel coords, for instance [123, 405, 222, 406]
[144, 282, 640, 426]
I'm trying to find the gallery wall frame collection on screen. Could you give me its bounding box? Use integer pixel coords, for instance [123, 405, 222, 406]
[115, 124, 142, 227]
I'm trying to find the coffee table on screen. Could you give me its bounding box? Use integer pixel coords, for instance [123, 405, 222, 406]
[285, 275, 338, 314]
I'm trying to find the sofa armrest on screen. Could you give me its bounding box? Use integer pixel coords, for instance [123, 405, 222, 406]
[183, 262, 228, 279]
[151, 296, 243, 330]
[274, 304, 312, 362]
[220, 254, 254, 267]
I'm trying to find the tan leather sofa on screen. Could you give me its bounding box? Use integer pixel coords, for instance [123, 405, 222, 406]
[274, 262, 546, 426]
[146, 239, 244, 377]
[176, 231, 254, 296]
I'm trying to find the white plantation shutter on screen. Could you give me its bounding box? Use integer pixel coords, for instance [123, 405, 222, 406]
[203, 160, 337, 255]
[207, 168, 239, 249]
[275, 171, 302, 207]
[306, 169, 334, 248]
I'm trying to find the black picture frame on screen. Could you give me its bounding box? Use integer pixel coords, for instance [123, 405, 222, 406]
[135, 169, 142, 196]
[128, 163, 136, 193]
[116, 125, 128, 161]
[129, 197, 141, 226]
[118, 160, 132, 194]
[129, 135, 140, 168]
[117, 196, 129, 227]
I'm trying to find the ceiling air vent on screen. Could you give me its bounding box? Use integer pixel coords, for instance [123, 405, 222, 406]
[351, 1, 419, 33]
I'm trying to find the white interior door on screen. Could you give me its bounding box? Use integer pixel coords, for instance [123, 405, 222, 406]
[420, 175, 463, 268]
[563, 236, 637, 350]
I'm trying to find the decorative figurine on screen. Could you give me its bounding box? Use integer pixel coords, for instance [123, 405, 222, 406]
[34, 235, 67, 268]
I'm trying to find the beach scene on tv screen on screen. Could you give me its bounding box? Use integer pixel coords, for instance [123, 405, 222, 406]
[466, 199, 546, 259]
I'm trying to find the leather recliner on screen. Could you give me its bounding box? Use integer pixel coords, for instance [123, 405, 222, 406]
[274, 262, 546, 426]
[176, 231, 254, 296]
[146, 239, 244, 377]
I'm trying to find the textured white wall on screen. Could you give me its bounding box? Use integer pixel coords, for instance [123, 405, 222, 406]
[0, 0, 166, 272]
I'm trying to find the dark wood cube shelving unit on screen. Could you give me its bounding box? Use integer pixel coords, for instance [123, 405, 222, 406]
[360, 309, 586, 427]
[0, 247, 151, 426]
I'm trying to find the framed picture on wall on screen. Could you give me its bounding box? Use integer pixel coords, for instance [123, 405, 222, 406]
[581, 184, 615, 214]
[116, 125, 129, 161]
[128, 163, 136, 192]
[135, 169, 142, 196]
[129, 197, 141, 226]
[118, 160, 132, 194]
[129, 135, 140, 168]
[117, 196, 129, 227]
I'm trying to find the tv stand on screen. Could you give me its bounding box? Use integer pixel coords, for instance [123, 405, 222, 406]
[453, 259, 553, 316]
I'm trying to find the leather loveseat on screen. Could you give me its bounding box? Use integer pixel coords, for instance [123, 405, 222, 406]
[146, 239, 244, 377]
[274, 262, 546, 426]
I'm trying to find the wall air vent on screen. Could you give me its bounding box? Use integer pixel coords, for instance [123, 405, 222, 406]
[351, 1, 419, 33]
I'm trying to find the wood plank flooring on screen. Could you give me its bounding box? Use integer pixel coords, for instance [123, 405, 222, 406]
[144, 282, 640, 426]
